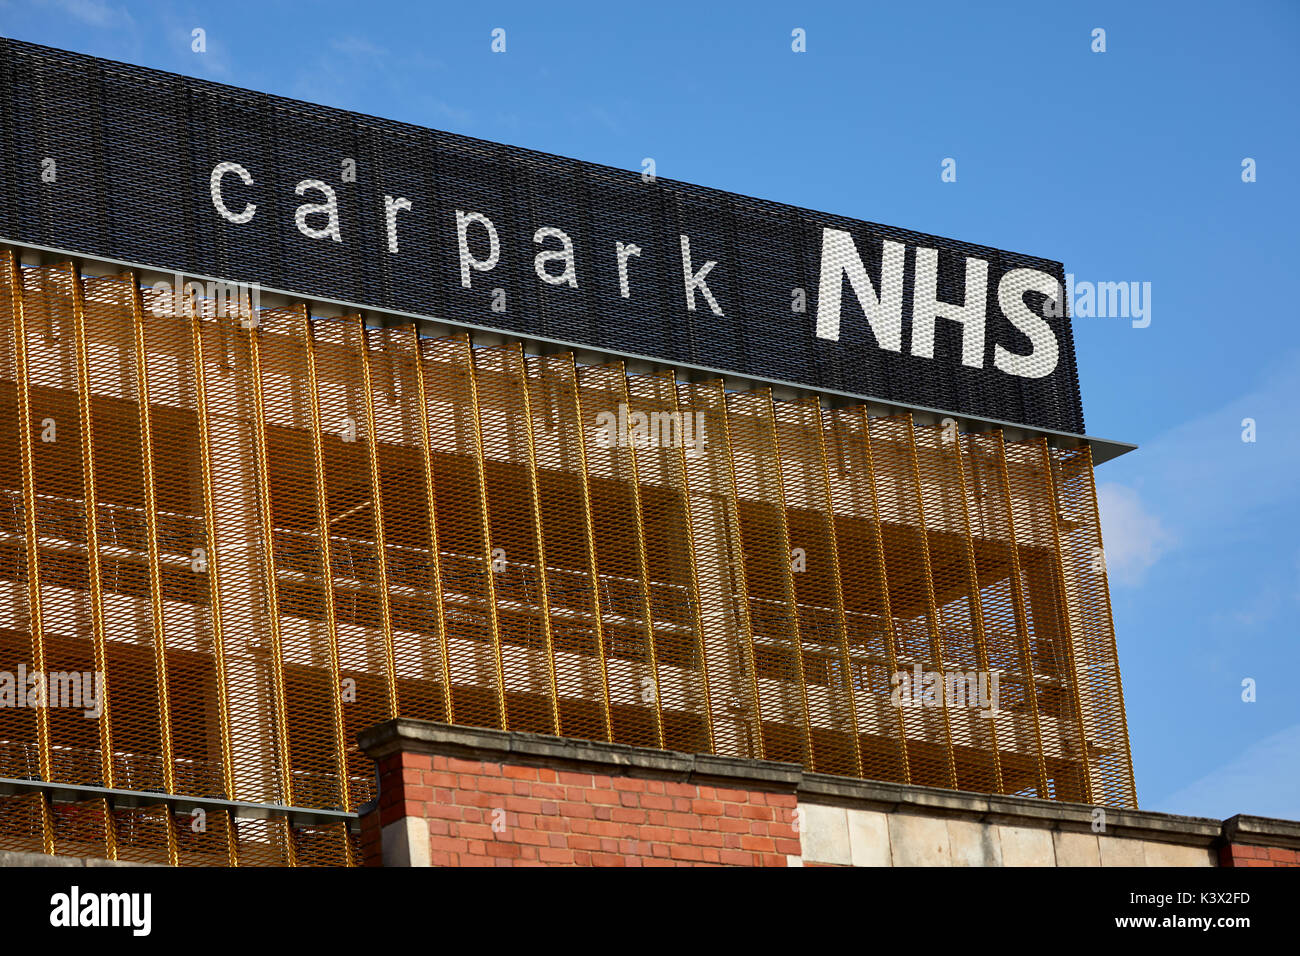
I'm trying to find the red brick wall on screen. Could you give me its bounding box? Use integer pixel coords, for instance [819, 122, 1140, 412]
[365, 750, 800, 867]
[1219, 844, 1300, 867]
[358, 798, 383, 866]
[356, 721, 1300, 868]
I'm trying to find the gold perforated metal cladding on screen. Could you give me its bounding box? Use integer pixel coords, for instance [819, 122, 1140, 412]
[255, 306, 344, 811]
[526, 353, 610, 743]
[50, 796, 112, 859]
[1002, 438, 1088, 800]
[865, 414, 957, 789]
[369, 325, 448, 725]
[81, 275, 168, 795]
[0, 254, 1136, 864]
[0, 791, 46, 853]
[0, 257, 41, 783]
[110, 802, 173, 865]
[962, 431, 1050, 797]
[188, 295, 273, 808]
[310, 315, 388, 806]
[824, 407, 910, 784]
[473, 344, 558, 737]
[626, 372, 711, 755]
[912, 421, 1002, 795]
[677, 380, 759, 760]
[421, 333, 503, 731]
[774, 398, 859, 777]
[1047, 445, 1135, 808]
[577, 363, 661, 749]
[726, 390, 811, 768]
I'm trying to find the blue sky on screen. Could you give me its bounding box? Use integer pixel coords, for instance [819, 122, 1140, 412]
[2, 0, 1297, 818]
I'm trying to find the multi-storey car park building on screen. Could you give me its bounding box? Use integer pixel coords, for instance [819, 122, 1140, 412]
[0, 39, 1140, 866]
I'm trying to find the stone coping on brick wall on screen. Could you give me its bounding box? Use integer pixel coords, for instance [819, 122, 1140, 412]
[357, 719, 1300, 852]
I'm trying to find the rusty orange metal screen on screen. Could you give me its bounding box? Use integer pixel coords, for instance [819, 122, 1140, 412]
[0, 252, 1135, 864]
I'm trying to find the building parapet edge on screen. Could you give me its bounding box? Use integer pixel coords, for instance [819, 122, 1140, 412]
[357, 718, 1299, 852]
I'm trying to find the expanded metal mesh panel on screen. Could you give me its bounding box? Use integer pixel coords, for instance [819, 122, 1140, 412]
[110, 802, 173, 865]
[475, 345, 557, 736]
[199, 304, 284, 809]
[311, 315, 387, 807]
[824, 407, 910, 784]
[866, 415, 957, 789]
[677, 380, 759, 760]
[50, 796, 111, 860]
[912, 421, 1001, 795]
[726, 390, 811, 768]
[292, 821, 355, 868]
[0, 789, 354, 866]
[231, 816, 295, 867]
[1047, 445, 1135, 808]
[525, 353, 609, 743]
[0, 38, 1085, 437]
[80, 274, 168, 794]
[0, 791, 46, 853]
[139, 283, 226, 801]
[576, 364, 661, 749]
[0, 252, 1135, 866]
[1001, 439, 1089, 799]
[174, 805, 235, 867]
[0, 260, 41, 782]
[419, 334, 502, 731]
[773, 398, 858, 777]
[962, 431, 1049, 797]
[626, 372, 711, 755]
[20, 263, 106, 788]
[368, 325, 448, 725]
[262, 308, 349, 811]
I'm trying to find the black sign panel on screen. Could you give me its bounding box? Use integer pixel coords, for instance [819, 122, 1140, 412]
[0, 38, 1084, 434]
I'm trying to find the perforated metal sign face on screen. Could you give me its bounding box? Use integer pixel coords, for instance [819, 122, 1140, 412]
[0, 38, 1085, 435]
